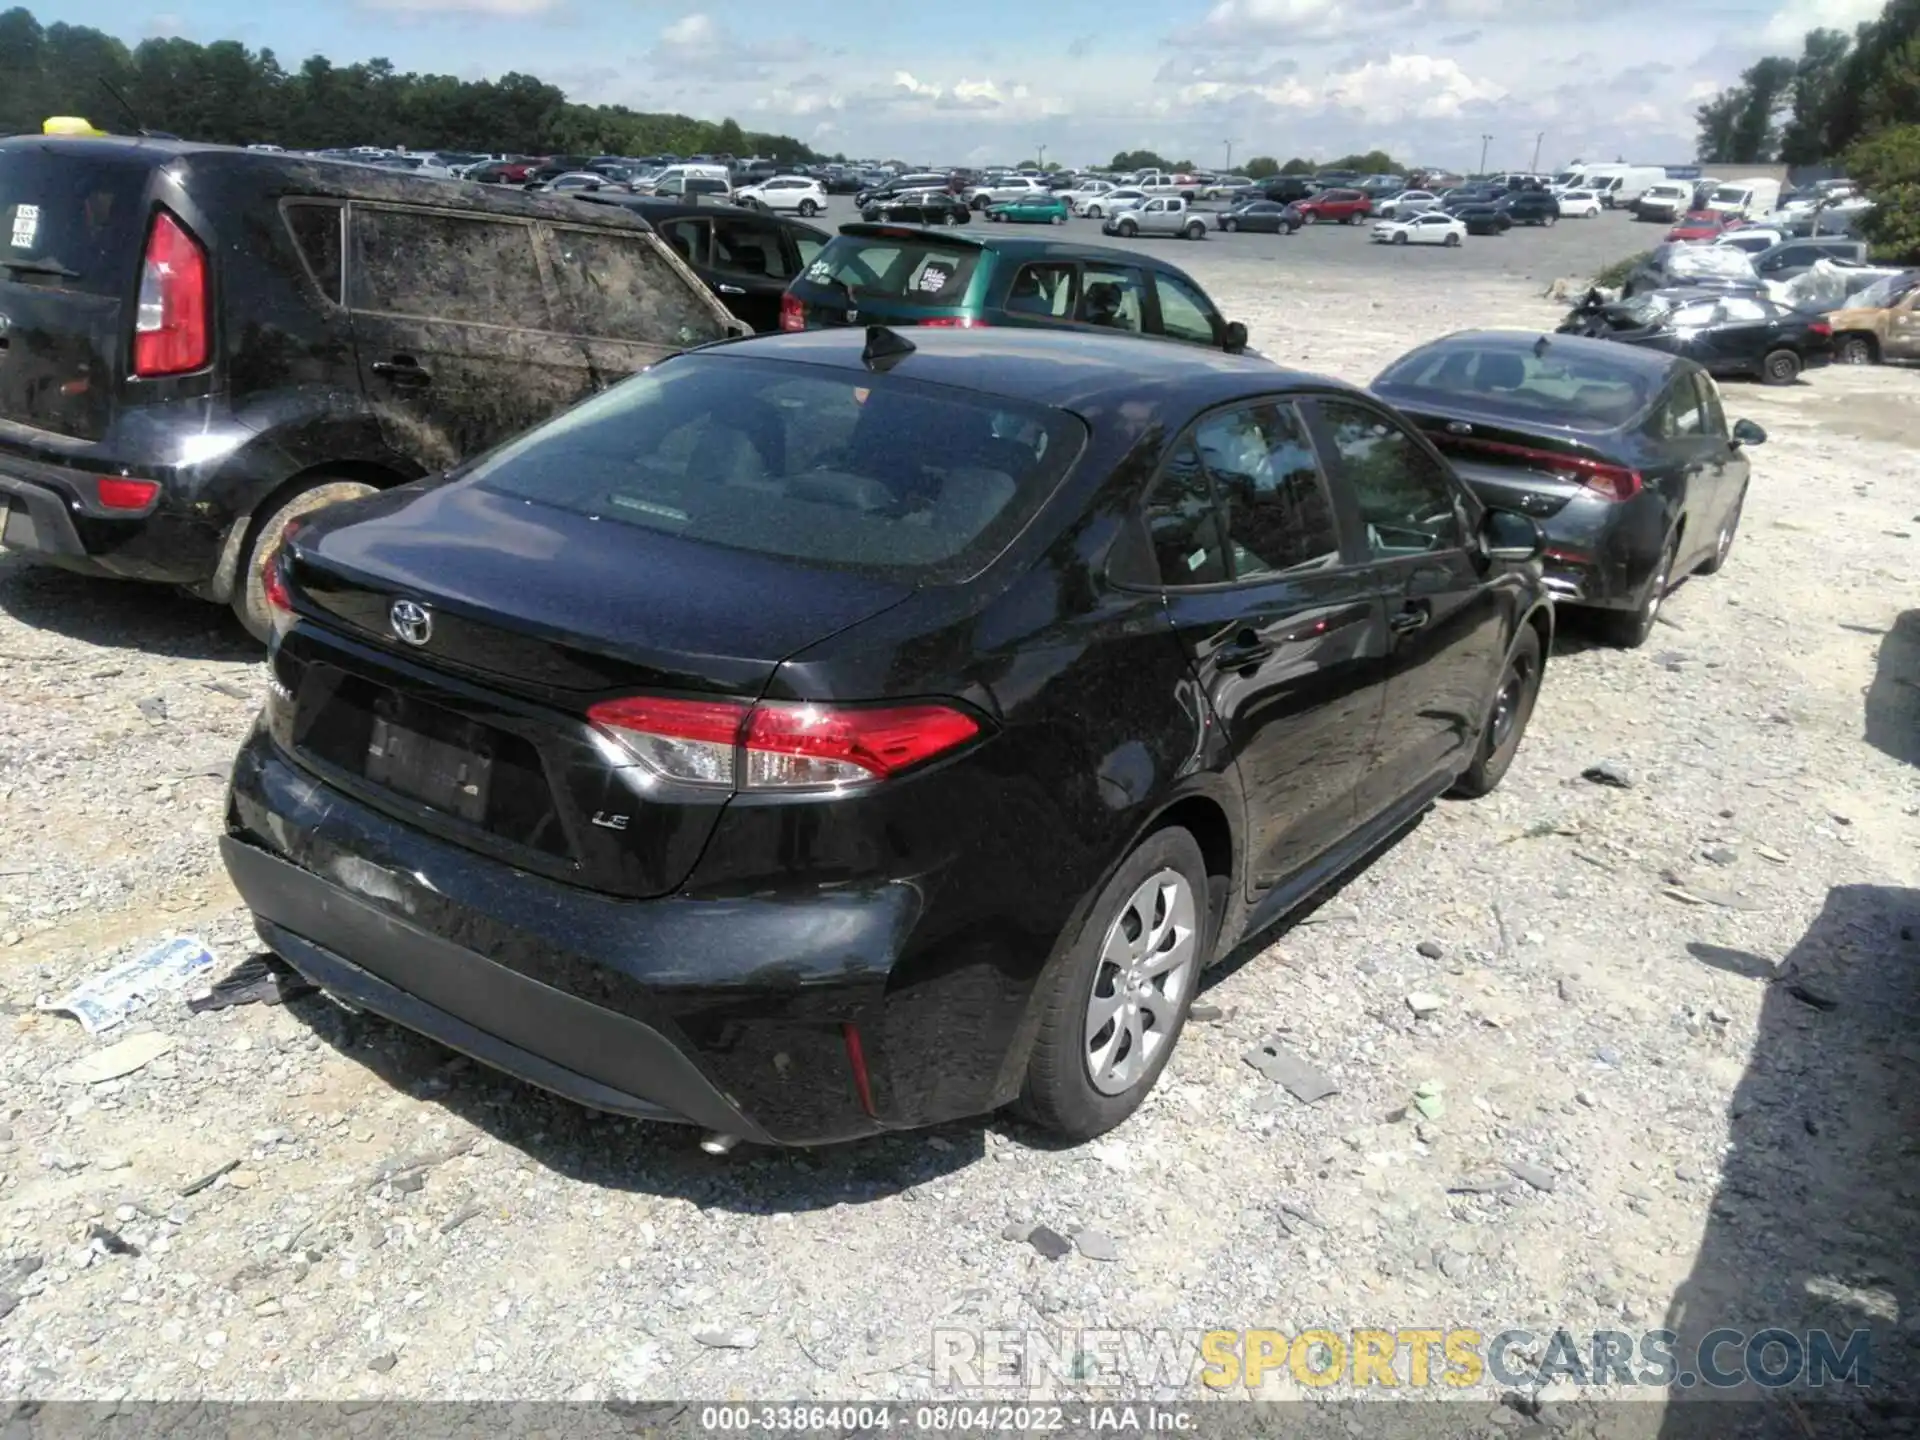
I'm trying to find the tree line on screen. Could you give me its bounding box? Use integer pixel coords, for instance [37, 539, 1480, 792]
[0, 6, 821, 161]
[1693, 0, 1918, 259]
[1108, 149, 1409, 178]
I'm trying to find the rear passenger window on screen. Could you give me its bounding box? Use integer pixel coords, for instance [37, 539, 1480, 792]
[1144, 443, 1229, 584]
[1196, 404, 1341, 577]
[349, 207, 549, 328]
[1007, 263, 1078, 318]
[1656, 380, 1707, 438]
[712, 219, 792, 280]
[548, 226, 733, 345]
[1077, 264, 1146, 333]
[656, 218, 711, 266]
[283, 202, 343, 303]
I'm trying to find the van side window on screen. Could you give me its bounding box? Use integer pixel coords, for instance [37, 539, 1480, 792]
[349, 207, 550, 328]
[548, 225, 733, 344]
[283, 202, 343, 303]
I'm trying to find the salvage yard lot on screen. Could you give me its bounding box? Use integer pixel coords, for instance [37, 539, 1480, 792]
[2, 223, 1918, 1425]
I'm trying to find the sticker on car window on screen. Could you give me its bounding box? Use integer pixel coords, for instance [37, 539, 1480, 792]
[916, 264, 955, 294]
[1188, 549, 1209, 572]
[806, 259, 832, 282]
[10, 204, 40, 250]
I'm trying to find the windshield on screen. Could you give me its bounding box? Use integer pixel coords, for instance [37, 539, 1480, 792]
[1709, 186, 1748, 204]
[1376, 342, 1655, 431]
[465, 355, 1085, 581]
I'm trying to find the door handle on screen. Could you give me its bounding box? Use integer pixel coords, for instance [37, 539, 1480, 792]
[716, 283, 747, 295]
[1389, 604, 1430, 635]
[1214, 630, 1274, 670]
[370, 357, 432, 387]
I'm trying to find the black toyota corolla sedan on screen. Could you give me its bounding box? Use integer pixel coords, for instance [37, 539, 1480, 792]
[222, 327, 1553, 1147]
[1374, 330, 1766, 648]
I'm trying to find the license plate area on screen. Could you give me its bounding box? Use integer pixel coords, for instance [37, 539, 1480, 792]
[364, 695, 494, 825]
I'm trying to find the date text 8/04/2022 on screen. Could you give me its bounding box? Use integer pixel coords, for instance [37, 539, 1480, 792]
[696, 1406, 1195, 1432]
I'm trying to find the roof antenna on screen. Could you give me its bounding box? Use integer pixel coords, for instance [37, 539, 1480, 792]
[861, 324, 916, 371]
[1533, 334, 1551, 359]
[97, 78, 178, 140]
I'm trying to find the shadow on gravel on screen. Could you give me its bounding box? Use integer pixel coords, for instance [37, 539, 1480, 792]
[1864, 610, 1920, 769]
[0, 554, 256, 662]
[1659, 883, 1920, 1440]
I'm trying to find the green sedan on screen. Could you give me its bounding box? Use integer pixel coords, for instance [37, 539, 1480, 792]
[986, 193, 1069, 225]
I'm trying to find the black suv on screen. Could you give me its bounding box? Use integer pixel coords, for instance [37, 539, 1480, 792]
[0, 137, 738, 638]
[573, 195, 828, 332]
[1496, 190, 1561, 225]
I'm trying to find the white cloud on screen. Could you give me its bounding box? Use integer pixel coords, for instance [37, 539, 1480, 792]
[1761, 0, 1883, 47]
[1322, 53, 1505, 118]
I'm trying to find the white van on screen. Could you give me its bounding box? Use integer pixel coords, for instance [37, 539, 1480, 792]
[1704, 177, 1783, 219]
[1591, 166, 1670, 208]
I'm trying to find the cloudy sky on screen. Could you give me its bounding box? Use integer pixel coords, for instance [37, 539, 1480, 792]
[70, 0, 1886, 167]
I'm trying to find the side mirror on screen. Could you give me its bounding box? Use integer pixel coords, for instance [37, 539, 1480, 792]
[1731, 418, 1767, 447]
[1223, 320, 1249, 354]
[1481, 507, 1544, 563]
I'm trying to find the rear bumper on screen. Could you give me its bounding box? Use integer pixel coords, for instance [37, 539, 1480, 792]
[0, 448, 225, 584]
[222, 727, 948, 1146]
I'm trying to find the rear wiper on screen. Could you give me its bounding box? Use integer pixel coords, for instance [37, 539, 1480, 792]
[1, 257, 81, 280]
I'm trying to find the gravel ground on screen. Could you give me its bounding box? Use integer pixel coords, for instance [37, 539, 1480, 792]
[2, 224, 1918, 1435]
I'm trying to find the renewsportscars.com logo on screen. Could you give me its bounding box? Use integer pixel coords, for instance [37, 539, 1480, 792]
[930, 1327, 1874, 1393]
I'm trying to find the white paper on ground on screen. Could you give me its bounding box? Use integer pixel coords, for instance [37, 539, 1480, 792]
[37, 936, 218, 1033]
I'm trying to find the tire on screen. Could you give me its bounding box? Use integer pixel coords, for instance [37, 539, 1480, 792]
[1086, 205, 1103, 220]
[1014, 827, 1208, 1140]
[1301, 211, 1318, 226]
[233, 477, 378, 643]
[1118, 219, 1137, 238]
[1450, 625, 1544, 799]
[1696, 484, 1746, 575]
[1051, 213, 1065, 225]
[1837, 334, 1877, 365]
[1593, 532, 1678, 650]
[1444, 232, 1461, 247]
[797, 199, 818, 217]
[1185, 223, 1205, 240]
[1761, 348, 1802, 385]
[1221, 217, 1237, 232]
[970, 195, 987, 211]
[952, 210, 969, 224]
[1392, 232, 1408, 245]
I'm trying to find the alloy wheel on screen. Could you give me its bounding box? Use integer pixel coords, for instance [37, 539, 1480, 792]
[1084, 869, 1198, 1096]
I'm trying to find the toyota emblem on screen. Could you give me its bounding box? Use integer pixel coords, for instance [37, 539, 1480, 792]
[389, 598, 432, 646]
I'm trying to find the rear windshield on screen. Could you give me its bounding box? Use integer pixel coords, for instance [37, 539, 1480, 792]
[797, 236, 981, 305]
[1376, 343, 1655, 431]
[464, 354, 1085, 581]
[0, 148, 150, 296]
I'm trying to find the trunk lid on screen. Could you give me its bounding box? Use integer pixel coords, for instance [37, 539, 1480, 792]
[0, 146, 154, 442]
[275, 481, 913, 899]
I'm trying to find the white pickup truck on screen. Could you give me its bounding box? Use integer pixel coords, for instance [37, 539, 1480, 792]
[1101, 196, 1209, 240]
[1131, 170, 1203, 201]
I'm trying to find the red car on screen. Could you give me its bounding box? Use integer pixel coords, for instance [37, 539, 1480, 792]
[1666, 209, 1727, 242]
[1295, 188, 1373, 224]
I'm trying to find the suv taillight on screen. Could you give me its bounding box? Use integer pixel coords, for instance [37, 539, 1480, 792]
[779, 293, 805, 332]
[587, 696, 981, 790]
[133, 210, 209, 377]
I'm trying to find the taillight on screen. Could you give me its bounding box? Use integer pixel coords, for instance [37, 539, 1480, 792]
[1438, 435, 1642, 502]
[96, 477, 159, 510]
[133, 210, 209, 377]
[1808, 320, 1832, 337]
[919, 316, 987, 328]
[586, 696, 981, 790]
[262, 519, 303, 632]
[779, 293, 805, 332]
